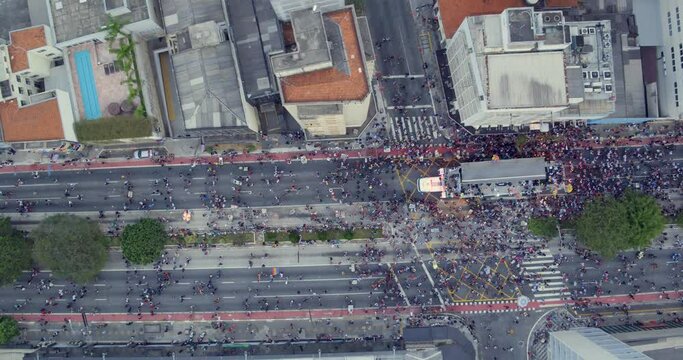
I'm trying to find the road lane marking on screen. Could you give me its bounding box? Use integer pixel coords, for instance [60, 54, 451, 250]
[192, 177, 206, 180]
[250, 276, 382, 284]
[222, 296, 236, 299]
[177, 282, 190, 285]
[16, 299, 25, 302]
[254, 292, 370, 298]
[94, 284, 106, 287]
[0, 183, 66, 188]
[94, 298, 107, 301]
[221, 281, 235, 284]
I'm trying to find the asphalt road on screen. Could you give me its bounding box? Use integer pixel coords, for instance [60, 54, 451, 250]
[0, 158, 403, 213]
[560, 248, 683, 298]
[0, 261, 440, 314]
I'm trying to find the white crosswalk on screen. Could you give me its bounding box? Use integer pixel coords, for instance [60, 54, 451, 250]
[390, 116, 440, 141]
[521, 248, 568, 303]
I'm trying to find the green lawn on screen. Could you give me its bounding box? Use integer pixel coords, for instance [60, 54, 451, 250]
[266, 228, 383, 244]
[175, 232, 253, 246]
[74, 116, 153, 142]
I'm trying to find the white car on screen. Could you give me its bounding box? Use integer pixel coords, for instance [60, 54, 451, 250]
[133, 149, 156, 159]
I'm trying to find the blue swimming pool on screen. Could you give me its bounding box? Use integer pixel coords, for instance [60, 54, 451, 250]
[74, 50, 102, 120]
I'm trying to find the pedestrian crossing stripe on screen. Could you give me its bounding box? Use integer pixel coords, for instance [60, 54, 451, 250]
[390, 116, 440, 141]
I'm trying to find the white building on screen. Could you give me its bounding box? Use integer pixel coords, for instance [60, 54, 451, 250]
[0, 25, 76, 143]
[548, 328, 652, 360]
[634, 0, 683, 118]
[446, 7, 616, 129]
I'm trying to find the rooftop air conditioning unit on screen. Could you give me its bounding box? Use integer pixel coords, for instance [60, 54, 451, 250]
[553, 15, 562, 22]
[604, 84, 613, 93]
[588, 27, 596, 34]
[580, 28, 589, 35]
[603, 71, 612, 79]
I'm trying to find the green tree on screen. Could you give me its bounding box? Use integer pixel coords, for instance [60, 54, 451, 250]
[0, 316, 19, 344]
[31, 215, 108, 283]
[620, 190, 666, 249]
[527, 217, 559, 239]
[576, 192, 665, 258]
[576, 196, 629, 258]
[0, 218, 32, 285]
[121, 219, 168, 265]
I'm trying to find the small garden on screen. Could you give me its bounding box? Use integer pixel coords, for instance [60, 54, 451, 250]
[74, 115, 153, 141]
[265, 227, 382, 244]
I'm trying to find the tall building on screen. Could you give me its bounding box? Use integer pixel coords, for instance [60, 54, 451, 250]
[445, 7, 616, 129]
[634, 0, 683, 118]
[548, 327, 652, 360]
[271, 5, 375, 137]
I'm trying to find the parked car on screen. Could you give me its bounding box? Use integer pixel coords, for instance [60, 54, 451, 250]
[134, 149, 157, 159]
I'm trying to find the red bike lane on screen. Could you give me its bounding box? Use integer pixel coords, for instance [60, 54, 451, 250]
[1, 135, 680, 175]
[11, 289, 682, 323]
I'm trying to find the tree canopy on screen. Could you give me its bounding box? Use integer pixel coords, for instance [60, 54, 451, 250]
[527, 216, 559, 239]
[121, 219, 168, 265]
[31, 214, 108, 283]
[0, 316, 19, 344]
[576, 191, 665, 258]
[0, 217, 32, 285]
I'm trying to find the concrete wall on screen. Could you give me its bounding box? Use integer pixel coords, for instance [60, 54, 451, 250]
[270, 0, 344, 21]
[343, 95, 371, 128]
[56, 89, 76, 141]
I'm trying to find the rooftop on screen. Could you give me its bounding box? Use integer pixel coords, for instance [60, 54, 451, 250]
[161, 0, 248, 131]
[271, 9, 331, 77]
[49, 0, 151, 43]
[279, 8, 369, 103]
[225, 0, 283, 101]
[437, 0, 579, 39]
[486, 52, 568, 108]
[8, 26, 47, 72]
[0, 98, 64, 142]
[460, 157, 547, 184]
[0, 0, 32, 41]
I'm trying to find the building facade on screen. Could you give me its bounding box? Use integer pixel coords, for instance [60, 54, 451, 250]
[634, 0, 683, 119]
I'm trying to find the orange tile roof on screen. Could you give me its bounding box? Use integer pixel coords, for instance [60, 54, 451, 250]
[0, 99, 65, 142]
[280, 8, 369, 103]
[8, 26, 47, 73]
[437, 0, 579, 39]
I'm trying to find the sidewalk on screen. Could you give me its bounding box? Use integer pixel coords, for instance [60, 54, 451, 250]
[1, 133, 681, 175]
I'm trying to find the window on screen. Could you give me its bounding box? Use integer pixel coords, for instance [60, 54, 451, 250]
[15, 75, 20, 82]
[37, 49, 46, 53]
[17, 87, 23, 94]
[20, 100, 27, 106]
[678, 7, 681, 32]
[25, 78, 30, 85]
[672, 47, 677, 72]
[676, 82, 680, 107]
[27, 90, 31, 96]
[45, 53, 55, 57]
[669, 11, 673, 36]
